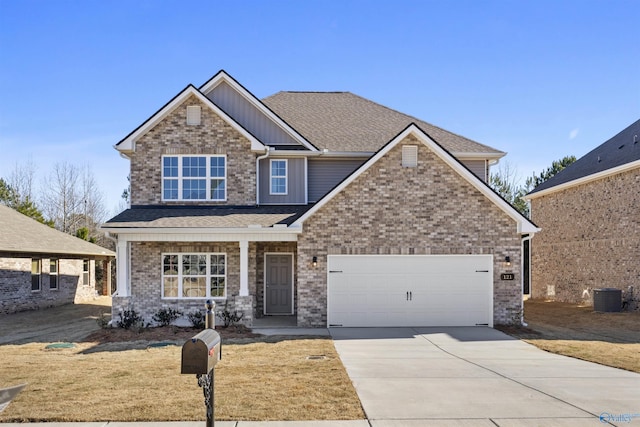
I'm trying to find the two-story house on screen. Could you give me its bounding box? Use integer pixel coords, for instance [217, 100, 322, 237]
[102, 70, 538, 328]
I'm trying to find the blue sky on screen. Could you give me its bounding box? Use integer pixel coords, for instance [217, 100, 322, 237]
[1, 0, 638, 215]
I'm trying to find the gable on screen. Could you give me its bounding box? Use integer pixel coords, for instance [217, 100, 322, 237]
[115, 85, 265, 155]
[200, 71, 316, 151]
[293, 124, 538, 235]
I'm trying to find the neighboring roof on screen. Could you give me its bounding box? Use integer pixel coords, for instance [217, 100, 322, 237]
[262, 91, 505, 156]
[528, 118, 640, 198]
[0, 204, 115, 257]
[102, 205, 313, 230]
[292, 123, 539, 235]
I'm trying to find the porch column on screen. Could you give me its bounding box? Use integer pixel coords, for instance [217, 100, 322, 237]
[116, 239, 129, 297]
[239, 240, 249, 296]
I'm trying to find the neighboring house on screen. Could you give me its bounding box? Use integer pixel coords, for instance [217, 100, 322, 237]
[526, 119, 640, 307]
[101, 70, 538, 328]
[0, 204, 115, 315]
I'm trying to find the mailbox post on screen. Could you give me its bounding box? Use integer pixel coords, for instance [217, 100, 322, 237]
[181, 300, 220, 427]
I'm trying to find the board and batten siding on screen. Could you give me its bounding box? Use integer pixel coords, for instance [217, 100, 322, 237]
[207, 81, 299, 146]
[258, 158, 306, 204]
[308, 158, 366, 202]
[460, 159, 488, 182]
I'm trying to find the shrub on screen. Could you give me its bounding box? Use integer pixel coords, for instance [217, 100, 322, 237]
[116, 308, 147, 330]
[187, 310, 206, 329]
[152, 307, 183, 326]
[217, 303, 244, 328]
[96, 313, 111, 329]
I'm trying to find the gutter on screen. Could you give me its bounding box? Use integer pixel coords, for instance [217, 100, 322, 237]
[256, 146, 271, 205]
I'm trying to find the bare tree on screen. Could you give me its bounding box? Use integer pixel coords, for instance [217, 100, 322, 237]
[489, 161, 529, 217]
[40, 162, 82, 234]
[7, 158, 36, 204]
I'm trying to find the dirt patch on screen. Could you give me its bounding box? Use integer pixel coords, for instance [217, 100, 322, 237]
[497, 299, 640, 373]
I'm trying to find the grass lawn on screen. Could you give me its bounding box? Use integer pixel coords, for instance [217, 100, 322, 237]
[0, 332, 364, 422]
[498, 299, 640, 373]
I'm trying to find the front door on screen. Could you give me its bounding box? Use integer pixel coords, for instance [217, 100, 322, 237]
[265, 254, 293, 315]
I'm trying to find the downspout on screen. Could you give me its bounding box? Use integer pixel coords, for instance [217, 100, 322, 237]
[520, 233, 534, 326]
[256, 146, 270, 206]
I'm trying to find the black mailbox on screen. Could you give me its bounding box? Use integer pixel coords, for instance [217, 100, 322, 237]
[181, 329, 221, 375]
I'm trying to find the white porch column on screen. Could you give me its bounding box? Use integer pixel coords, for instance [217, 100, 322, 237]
[116, 239, 129, 297]
[239, 240, 249, 296]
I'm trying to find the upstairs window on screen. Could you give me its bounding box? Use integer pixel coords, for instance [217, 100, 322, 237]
[270, 159, 287, 195]
[162, 155, 227, 201]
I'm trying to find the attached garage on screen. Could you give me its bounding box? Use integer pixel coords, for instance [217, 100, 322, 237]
[327, 255, 494, 327]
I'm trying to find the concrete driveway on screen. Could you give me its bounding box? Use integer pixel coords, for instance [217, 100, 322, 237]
[331, 327, 640, 426]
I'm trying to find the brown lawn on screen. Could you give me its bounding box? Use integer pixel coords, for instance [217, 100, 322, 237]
[0, 300, 364, 422]
[498, 299, 640, 373]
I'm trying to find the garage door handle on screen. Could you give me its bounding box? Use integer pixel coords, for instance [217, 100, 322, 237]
[476, 270, 489, 273]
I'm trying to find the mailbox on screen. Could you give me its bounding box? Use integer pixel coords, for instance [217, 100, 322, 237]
[181, 329, 221, 375]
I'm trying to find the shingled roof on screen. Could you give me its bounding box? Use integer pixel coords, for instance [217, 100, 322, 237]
[103, 205, 312, 229]
[529, 118, 640, 195]
[0, 204, 115, 257]
[262, 91, 504, 155]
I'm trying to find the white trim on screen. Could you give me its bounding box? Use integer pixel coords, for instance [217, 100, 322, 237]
[115, 85, 265, 153]
[269, 159, 288, 195]
[293, 124, 539, 235]
[199, 71, 317, 151]
[104, 229, 300, 242]
[524, 160, 640, 200]
[263, 252, 295, 315]
[160, 252, 227, 300]
[161, 154, 227, 202]
[239, 241, 249, 296]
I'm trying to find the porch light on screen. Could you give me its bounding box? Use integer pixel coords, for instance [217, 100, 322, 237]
[505, 256, 511, 266]
[312, 256, 318, 267]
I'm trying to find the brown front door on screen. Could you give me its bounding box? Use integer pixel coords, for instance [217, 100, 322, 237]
[265, 254, 293, 315]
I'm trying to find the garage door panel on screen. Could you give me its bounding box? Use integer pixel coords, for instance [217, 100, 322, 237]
[327, 255, 493, 327]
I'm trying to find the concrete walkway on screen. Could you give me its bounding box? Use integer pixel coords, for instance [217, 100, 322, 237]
[331, 327, 640, 426]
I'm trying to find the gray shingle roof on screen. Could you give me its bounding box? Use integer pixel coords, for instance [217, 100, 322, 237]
[0, 204, 115, 257]
[262, 91, 504, 155]
[103, 205, 313, 229]
[530, 118, 640, 194]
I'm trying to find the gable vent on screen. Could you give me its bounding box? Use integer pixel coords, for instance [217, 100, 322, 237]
[186, 105, 201, 125]
[402, 145, 418, 167]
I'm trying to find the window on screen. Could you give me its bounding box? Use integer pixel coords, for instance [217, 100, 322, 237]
[270, 159, 287, 195]
[186, 105, 201, 125]
[83, 260, 90, 287]
[162, 155, 226, 201]
[402, 145, 418, 167]
[49, 259, 58, 290]
[31, 259, 41, 292]
[162, 253, 226, 299]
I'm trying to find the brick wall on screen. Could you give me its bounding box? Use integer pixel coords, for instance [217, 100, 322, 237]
[130, 94, 257, 206]
[297, 135, 523, 327]
[0, 257, 96, 315]
[530, 168, 640, 306]
[115, 241, 253, 325]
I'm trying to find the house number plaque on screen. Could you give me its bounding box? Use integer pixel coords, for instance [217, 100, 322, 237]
[501, 273, 515, 280]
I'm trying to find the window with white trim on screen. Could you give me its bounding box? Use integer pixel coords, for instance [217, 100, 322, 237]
[31, 259, 41, 292]
[49, 259, 58, 290]
[162, 155, 226, 201]
[270, 159, 287, 195]
[162, 253, 226, 299]
[82, 260, 90, 286]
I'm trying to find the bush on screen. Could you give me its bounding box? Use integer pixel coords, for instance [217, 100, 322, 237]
[217, 303, 244, 328]
[152, 307, 183, 326]
[96, 313, 111, 329]
[187, 310, 206, 329]
[117, 308, 147, 330]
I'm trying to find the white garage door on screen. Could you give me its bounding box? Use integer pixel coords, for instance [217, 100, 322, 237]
[327, 255, 493, 327]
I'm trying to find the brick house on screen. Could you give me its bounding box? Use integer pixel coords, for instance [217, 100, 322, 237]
[102, 70, 538, 328]
[0, 204, 115, 315]
[526, 119, 640, 308]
